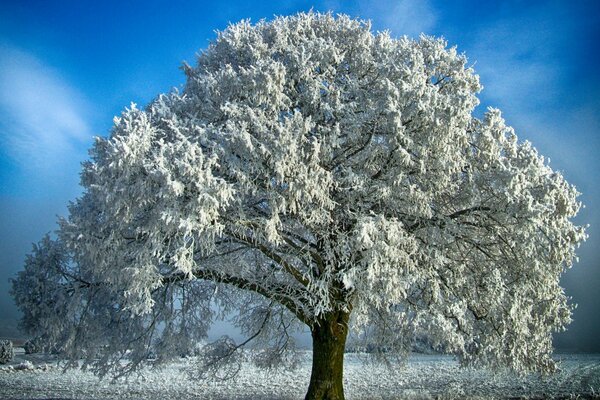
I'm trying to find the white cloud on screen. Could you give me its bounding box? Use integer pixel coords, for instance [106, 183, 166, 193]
[468, 15, 564, 114]
[358, 0, 437, 37]
[463, 5, 600, 171]
[0, 45, 92, 173]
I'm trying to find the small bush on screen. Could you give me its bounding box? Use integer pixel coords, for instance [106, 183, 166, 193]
[23, 338, 42, 354]
[0, 340, 14, 364]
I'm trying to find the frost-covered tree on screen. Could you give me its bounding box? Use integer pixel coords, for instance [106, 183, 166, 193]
[11, 12, 586, 400]
[0, 341, 14, 364]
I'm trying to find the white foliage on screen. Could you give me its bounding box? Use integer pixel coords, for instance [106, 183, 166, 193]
[0, 341, 13, 364]
[11, 12, 586, 377]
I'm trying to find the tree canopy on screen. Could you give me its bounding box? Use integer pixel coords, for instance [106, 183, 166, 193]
[11, 12, 586, 400]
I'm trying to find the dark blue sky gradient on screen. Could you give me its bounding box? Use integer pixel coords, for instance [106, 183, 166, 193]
[1, 0, 599, 352]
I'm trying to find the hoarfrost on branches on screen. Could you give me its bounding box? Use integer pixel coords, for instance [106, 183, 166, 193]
[0, 341, 14, 364]
[11, 10, 586, 394]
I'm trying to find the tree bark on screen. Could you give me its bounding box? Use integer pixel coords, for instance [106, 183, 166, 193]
[305, 311, 349, 400]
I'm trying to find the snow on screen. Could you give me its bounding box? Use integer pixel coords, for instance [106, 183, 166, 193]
[1, 352, 599, 399]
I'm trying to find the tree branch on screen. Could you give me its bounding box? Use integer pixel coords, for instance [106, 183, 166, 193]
[162, 269, 312, 326]
[224, 229, 310, 287]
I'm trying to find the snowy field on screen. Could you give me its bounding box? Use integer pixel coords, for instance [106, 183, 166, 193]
[1, 350, 600, 399]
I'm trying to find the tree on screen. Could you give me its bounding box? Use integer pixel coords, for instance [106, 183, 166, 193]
[11, 12, 586, 400]
[0, 341, 14, 364]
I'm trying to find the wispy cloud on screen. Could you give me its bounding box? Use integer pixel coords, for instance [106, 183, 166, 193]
[464, 4, 600, 171]
[0, 45, 92, 175]
[469, 13, 565, 114]
[359, 0, 437, 37]
[320, 0, 437, 37]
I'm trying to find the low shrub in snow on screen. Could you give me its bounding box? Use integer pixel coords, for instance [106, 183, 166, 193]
[14, 361, 33, 371]
[23, 338, 42, 354]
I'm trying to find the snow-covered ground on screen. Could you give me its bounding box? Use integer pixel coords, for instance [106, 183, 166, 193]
[1, 350, 599, 399]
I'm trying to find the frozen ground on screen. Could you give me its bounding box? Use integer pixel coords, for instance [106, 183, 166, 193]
[1, 350, 599, 399]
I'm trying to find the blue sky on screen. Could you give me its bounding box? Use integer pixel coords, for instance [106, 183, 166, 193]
[0, 0, 599, 351]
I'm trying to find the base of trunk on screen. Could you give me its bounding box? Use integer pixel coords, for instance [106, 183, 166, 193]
[304, 312, 349, 400]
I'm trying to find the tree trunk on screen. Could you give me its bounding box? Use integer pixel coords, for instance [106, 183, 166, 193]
[305, 311, 349, 400]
